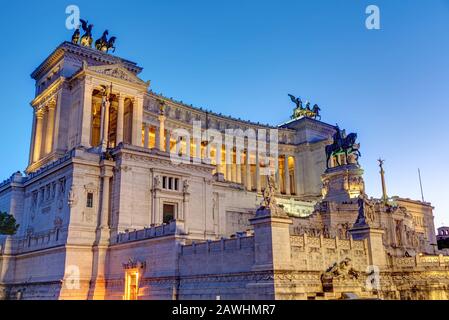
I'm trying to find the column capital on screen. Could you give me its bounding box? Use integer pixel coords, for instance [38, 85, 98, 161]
[35, 108, 45, 119]
[47, 98, 57, 110]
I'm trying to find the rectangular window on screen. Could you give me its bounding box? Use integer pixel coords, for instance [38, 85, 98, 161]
[163, 203, 176, 224]
[86, 193, 94, 208]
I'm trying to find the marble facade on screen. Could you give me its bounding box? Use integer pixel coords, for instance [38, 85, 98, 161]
[0, 42, 448, 300]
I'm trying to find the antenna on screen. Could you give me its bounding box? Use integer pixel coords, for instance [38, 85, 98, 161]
[418, 168, 425, 202]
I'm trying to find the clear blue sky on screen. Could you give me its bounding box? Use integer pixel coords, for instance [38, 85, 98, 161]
[0, 0, 448, 226]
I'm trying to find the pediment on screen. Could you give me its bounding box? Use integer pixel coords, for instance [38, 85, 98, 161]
[86, 63, 149, 88]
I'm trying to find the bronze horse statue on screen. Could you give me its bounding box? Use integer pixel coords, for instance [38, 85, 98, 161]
[95, 30, 116, 53]
[325, 126, 361, 169]
[95, 30, 109, 51]
[289, 94, 322, 120]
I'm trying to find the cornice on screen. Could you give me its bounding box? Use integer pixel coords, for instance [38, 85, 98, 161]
[31, 41, 142, 80]
[30, 77, 65, 107]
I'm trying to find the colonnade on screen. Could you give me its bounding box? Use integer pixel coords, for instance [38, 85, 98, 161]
[31, 99, 57, 163]
[141, 117, 298, 196]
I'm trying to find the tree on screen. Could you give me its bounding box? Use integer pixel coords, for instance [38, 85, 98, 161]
[0, 211, 19, 235]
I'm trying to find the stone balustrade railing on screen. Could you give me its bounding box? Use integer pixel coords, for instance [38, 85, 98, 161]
[180, 236, 255, 256]
[15, 228, 66, 254]
[393, 254, 449, 269]
[290, 234, 366, 251]
[112, 220, 180, 245]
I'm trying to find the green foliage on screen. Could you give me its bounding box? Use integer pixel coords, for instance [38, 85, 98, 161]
[0, 211, 19, 235]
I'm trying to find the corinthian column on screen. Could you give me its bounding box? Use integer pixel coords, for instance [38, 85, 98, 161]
[33, 109, 44, 162]
[116, 94, 125, 145]
[144, 123, 149, 148]
[44, 100, 56, 155]
[159, 115, 166, 151]
[132, 96, 143, 146]
[246, 151, 252, 191]
[284, 155, 291, 196]
[101, 98, 110, 151]
[256, 151, 261, 193]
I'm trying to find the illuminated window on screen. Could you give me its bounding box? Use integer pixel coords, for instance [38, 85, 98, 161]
[124, 270, 140, 300]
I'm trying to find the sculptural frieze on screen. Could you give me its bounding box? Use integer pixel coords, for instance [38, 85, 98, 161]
[321, 258, 360, 282]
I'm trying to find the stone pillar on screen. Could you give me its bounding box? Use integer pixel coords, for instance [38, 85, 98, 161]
[350, 226, 387, 269]
[155, 126, 160, 150]
[101, 99, 110, 151]
[276, 157, 281, 194]
[80, 80, 93, 147]
[33, 109, 44, 162]
[165, 129, 171, 153]
[159, 115, 166, 151]
[97, 160, 114, 244]
[256, 151, 261, 193]
[116, 94, 125, 145]
[250, 209, 293, 271]
[284, 155, 291, 196]
[132, 96, 143, 146]
[144, 123, 149, 148]
[231, 160, 236, 183]
[246, 151, 252, 191]
[295, 155, 302, 196]
[44, 101, 56, 155]
[28, 112, 37, 164]
[236, 155, 242, 184]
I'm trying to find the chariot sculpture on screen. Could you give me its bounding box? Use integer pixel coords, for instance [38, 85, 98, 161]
[71, 19, 117, 53]
[288, 94, 321, 120]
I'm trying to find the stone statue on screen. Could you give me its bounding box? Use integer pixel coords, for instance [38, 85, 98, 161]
[183, 180, 190, 194]
[154, 176, 161, 190]
[325, 125, 361, 169]
[68, 186, 77, 208]
[79, 19, 94, 47]
[261, 175, 277, 208]
[354, 193, 374, 227]
[256, 175, 288, 218]
[321, 258, 360, 282]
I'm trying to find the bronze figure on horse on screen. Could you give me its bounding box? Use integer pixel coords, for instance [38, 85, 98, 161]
[325, 125, 361, 169]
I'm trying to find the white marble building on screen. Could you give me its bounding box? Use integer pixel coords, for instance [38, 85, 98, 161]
[0, 42, 445, 300]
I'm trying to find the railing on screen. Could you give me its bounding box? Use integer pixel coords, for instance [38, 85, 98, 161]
[393, 254, 449, 269]
[112, 220, 179, 244]
[180, 236, 255, 256]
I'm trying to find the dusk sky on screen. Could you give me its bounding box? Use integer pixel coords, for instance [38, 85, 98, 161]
[0, 0, 448, 227]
